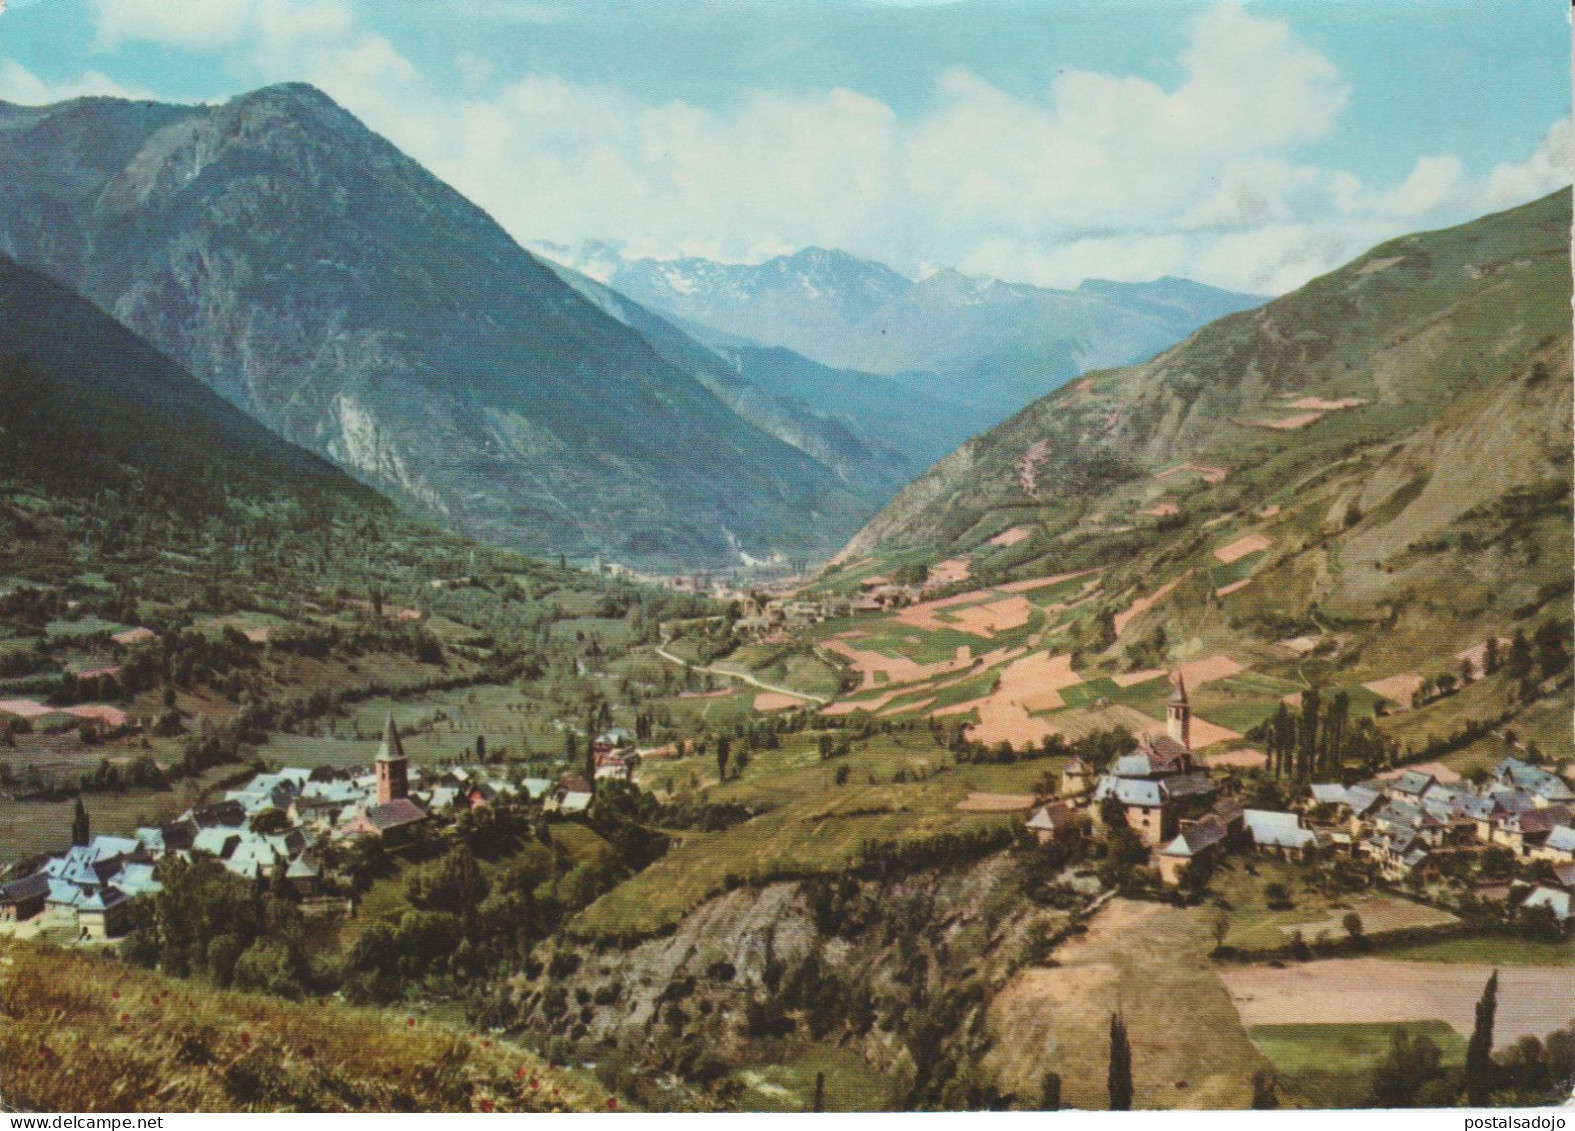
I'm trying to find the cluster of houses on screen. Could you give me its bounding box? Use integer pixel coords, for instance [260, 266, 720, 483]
[0, 715, 637, 941]
[1307, 756, 1574, 920]
[1024, 675, 1575, 926]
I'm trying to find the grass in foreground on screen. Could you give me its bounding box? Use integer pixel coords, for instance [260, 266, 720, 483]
[0, 941, 603, 1112]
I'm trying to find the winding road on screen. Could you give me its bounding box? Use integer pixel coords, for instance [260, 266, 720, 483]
[653, 639, 831, 707]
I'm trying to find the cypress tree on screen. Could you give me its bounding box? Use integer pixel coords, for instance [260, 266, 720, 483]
[71, 797, 90, 847]
[1297, 688, 1321, 779]
[1108, 1011, 1133, 1111]
[1465, 970, 1499, 1104]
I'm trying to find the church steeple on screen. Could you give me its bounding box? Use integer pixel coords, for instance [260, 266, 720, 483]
[375, 713, 409, 804]
[1166, 671, 1190, 749]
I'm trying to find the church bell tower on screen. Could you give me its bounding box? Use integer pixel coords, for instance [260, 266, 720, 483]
[375, 713, 409, 804]
[1166, 672, 1191, 749]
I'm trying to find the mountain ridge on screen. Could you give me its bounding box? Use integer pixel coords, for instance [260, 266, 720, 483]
[571, 243, 1264, 417]
[0, 83, 877, 569]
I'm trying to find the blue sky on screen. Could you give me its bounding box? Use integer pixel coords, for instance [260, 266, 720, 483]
[0, 0, 1567, 293]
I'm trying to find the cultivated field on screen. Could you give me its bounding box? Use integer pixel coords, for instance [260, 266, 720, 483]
[1220, 958, 1575, 1046]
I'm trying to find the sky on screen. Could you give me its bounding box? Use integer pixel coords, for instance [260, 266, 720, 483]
[0, 0, 1567, 295]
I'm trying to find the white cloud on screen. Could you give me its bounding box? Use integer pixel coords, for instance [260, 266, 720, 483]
[1372, 154, 1464, 217]
[92, 0, 252, 51]
[64, 0, 1575, 296]
[0, 59, 152, 103]
[1484, 119, 1572, 210]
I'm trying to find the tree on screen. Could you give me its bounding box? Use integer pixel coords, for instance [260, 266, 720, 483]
[1370, 1031, 1444, 1107]
[249, 807, 291, 835]
[1507, 630, 1534, 682]
[1466, 970, 1499, 1105]
[716, 736, 731, 784]
[813, 1071, 826, 1113]
[1251, 1069, 1279, 1109]
[1212, 913, 1231, 948]
[1297, 688, 1321, 779]
[1484, 636, 1500, 676]
[1040, 1071, 1062, 1111]
[1108, 1012, 1133, 1110]
[1342, 911, 1364, 944]
[71, 797, 90, 847]
[1534, 619, 1570, 680]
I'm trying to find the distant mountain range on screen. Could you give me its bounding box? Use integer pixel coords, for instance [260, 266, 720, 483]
[0, 81, 1259, 570]
[0, 85, 881, 569]
[547, 244, 1263, 419]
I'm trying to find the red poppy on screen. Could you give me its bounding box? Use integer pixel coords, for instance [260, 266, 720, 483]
[110, 990, 120, 1000]
[302, 1046, 316, 1060]
[407, 1017, 416, 1028]
[240, 1033, 251, 1047]
[119, 1013, 130, 1025]
[482, 1039, 492, 1048]
[479, 1099, 495, 1113]
[605, 1098, 618, 1111]
[516, 1067, 526, 1080]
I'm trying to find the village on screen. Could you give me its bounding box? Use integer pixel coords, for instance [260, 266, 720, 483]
[1021, 674, 1575, 931]
[0, 714, 642, 942]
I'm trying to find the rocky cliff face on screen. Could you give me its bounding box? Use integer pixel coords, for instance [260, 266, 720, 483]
[487, 854, 1087, 1110]
[0, 85, 873, 568]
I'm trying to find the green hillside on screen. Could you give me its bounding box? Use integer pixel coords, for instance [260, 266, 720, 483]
[828, 191, 1572, 685]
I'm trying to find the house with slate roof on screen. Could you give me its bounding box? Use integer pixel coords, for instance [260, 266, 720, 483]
[75, 886, 129, 939]
[1059, 755, 1095, 800]
[1157, 814, 1229, 886]
[0, 873, 48, 922]
[1389, 770, 1436, 801]
[1493, 758, 1575, 806]
[1539, 824, 1575, 864]
[337, 797, 428, 842]
[1243, 809, 1326, 857]
[1026, 801, 1084, 845]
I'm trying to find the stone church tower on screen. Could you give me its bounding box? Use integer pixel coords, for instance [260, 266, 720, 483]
[1166, 671, 1191, 749]
[375, 712, 409, 804]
